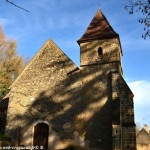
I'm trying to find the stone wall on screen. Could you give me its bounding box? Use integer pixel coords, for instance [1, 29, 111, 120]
[79, 64, 117, 150]
[5, 37, 137, 150]
[120, 76, 136, 150]
[137, 129, 150, 145]
[6, 39, 82, 148]
[137, 144, 150, 150]
[78, 36, 123, 150]
[111, 72, 137, 150]
[80, 38, 122, 66]
[137, 128, 150, 150]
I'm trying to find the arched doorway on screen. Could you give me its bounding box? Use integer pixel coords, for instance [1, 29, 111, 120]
[33, 123, 49, 150]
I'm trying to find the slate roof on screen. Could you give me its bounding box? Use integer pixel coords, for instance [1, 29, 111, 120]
[77, 9, 119, 44]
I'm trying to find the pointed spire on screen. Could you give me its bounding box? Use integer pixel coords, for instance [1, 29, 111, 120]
[77, 9, 118, 44]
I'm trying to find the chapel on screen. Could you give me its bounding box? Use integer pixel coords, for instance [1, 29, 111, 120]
[1, 9, 137, 150]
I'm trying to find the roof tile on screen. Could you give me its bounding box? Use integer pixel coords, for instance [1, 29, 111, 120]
[77, 9, 118, 43]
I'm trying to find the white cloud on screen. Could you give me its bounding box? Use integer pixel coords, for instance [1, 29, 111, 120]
[128, 80, 150, 126]
[128, 80, 150, 105]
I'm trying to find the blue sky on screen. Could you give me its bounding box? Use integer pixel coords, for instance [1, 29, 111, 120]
[0, 0, 150, 128]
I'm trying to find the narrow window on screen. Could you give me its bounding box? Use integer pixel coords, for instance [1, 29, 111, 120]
[98, 47, 103, 56]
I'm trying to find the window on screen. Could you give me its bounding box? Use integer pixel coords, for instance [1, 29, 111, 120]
[98, 47, 103, 56]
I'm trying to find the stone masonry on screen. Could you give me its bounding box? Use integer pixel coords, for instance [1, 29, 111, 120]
[137, 125, 150, 150]
[3, 9, 137, 150]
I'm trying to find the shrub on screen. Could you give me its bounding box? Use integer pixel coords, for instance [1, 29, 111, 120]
[0, 133, 4, 141]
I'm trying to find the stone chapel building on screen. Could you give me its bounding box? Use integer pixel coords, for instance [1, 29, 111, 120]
[137, 125, 150, 150]
[1, 9, 137, 150]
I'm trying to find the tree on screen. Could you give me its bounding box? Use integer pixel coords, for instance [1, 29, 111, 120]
[0, 25, 24, 100]
[125, 0, 150, 39]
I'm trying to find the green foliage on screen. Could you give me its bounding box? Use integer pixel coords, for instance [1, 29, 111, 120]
[0, 133, 4, 140]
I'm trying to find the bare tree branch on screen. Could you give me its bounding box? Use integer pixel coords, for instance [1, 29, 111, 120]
[6, 0, 29, 12]
[125, 0, 150, 39]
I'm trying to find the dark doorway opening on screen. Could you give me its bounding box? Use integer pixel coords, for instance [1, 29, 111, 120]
[33, 123, 49, 150]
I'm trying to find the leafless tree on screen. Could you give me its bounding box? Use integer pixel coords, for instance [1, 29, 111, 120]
[125, 0, 150, 39]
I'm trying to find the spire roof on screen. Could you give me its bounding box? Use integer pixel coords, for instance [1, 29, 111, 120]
[77, 9, 118, 43]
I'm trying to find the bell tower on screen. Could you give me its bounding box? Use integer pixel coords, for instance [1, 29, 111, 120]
[77, 9, 123, 74]
[76, 9, 136, 150]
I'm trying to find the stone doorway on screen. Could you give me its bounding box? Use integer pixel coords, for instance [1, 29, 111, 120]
[33, 123, 49, 150]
